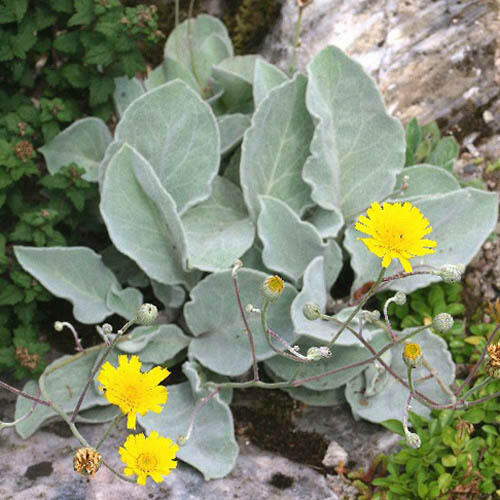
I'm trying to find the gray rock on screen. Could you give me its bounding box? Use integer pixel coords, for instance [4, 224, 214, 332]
[322, 440, 348, 468]
[262, 0, 499, 130]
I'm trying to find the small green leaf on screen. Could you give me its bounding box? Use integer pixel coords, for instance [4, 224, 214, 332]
[68, 0, 94, 26]
[381, 419, 405, 436]
[441, 454, 457, 467]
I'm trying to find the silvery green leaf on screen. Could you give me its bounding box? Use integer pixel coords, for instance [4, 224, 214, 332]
[113, 76, 144, 118]
[165, 14, 233, 93]
[264, 331, 387, 391]
[115, 81, 220, 214]
[241, 74, 314, 220]
[183, 360, 232, 405]
[39, 117, 112, 182]
[345, 187, 498, 294]
[184, 269, 297, 376]
[212, 55, 259, 110]
[14, 246, 119, 323]
[427, 137, 459, 171]
[257, 196, 342, 287]
[117, 324, 190, 365]
[101, 246, 149, 288]
[266, 366, 346, 406]
[139, 362, 238, 480]
[306, 206, 345, 239]
[144, 64, 167, 90]
[391, 164, 460, 201]
[15, 352, 107, 438]
[217, 113, 251, 155]
[100, 143, 192, 286]
[162, 56, 198, 91]
[253, 58, 287, 107]
[181, 177, 255, 272]
[152, 280, 186, 309]
[345, 329, 455, 423]
[362, 350, 392, 397]
[240, 244, 270, 274]
[75, 405, 121, 424]
[97, 140, 121, 189]
[303, 46, 405, 216]
[106, 284, 143, 320]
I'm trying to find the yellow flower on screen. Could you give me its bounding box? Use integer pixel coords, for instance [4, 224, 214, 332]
[355, 201, 437, 272]
[119, 431, 178, 485]
[403, 342, 423, 368]
[97, 355, 169, 429]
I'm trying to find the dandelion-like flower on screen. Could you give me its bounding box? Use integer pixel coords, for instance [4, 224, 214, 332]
[262, 275, 284, 302]
[355, 201, 437, 272]
[97, 355, 169, 429]
[403, 343, 422, 368]
[119, 431, 178, 485]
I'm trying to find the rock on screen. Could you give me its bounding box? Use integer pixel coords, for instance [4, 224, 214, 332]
[322, 440, 348, 468]
[262, 0, 499, 132]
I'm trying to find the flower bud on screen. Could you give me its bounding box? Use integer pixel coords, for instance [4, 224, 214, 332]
[303, 302, 321, 321]
[261, 275, 284, 303]
[361, 310, 381, 323]
[102, 323, 113, 334]
[393, 291, 407, 306]
[54, 321, 63, 332]
[437, 264, 464, 283]
[432, 313, 453, 333]
[306, 346, 332, 361]
[404, 430, 421, 449]
[177, 435, 188, 446]
[402, 343, 422, 368]
[73, 447, 102, 477]
[136, 303, 158, 325]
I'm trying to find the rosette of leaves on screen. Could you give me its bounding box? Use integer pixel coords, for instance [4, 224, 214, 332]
[14, 15, 498, 478]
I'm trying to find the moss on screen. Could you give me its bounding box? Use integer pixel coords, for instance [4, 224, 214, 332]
[224, 0, 282, 55]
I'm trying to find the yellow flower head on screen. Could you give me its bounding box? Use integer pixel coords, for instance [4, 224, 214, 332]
[403, 343, 422, 361]
[355, 201, 437, 272]
[119, 431, 178, 485]
[97, 355, 169, 429]
[262, 275, 284, 302]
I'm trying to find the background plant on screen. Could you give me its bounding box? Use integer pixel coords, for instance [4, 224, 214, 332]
[9, 12, 499, 479]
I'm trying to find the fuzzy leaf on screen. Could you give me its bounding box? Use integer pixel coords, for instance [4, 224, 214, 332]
[100, 143, 194, 287]
[306, 206, 344, 239]
[115, 81, 220, 214]
[257, 196, 342, 287]
[241, 74, 314, 219]
[139, 361, 238, 480]
[345, 329, 455, 423]
[181, 177, 254, 272]
[184, 269, 297, 376]
[39, 117, 112, 182]
[303, 46, 405, 217]
[162, 56, 198, 92]
[253, 58, 287, 108]
[105, 285, 143, 320]
[151, 281, 186, 309]
[14, 246, 120, 323]
[15, 351, 107, 438]
[113, 76, 144, 118]
[217, 113, 251, 155]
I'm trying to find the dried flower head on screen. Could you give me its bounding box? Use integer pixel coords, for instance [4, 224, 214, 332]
[487, 343, 500, 367]
[355, 201, 436, 272]
[73, 447, 102, 477]
[119, 431, 178, 485]
[13, 140, 34, 162]
[15, 346, 39, 370]
[262, 275, 284, 302]
[97, 355, 169, 429]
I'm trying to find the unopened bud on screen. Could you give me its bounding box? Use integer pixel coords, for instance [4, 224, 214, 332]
[404, 430, 421, 449]
[401, 174, 410, 190]
[232, 259, 243, 277]
[306, 346, 332, 361]
[432, 313, 453, 333]
[361, 310, 381, 323]
[54, 321, 63, 332]
[303, 302, 321, 321]
[261, 275, 284, 303]
[177, 435, 188, 446]
[403, 343, 422, 368]
[102, 323, 113, 334]
[393, 291, 407, 306]
[136, 303, 158, 325]
[436, 264, 464, 283]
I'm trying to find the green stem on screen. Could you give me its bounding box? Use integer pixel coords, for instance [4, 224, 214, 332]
[289, 6, 303, 75]
[174, 0, 179, 27]
[460, 376, 492, 402]
[327, 268, 385, 348]
[95, 413, 122, 450]
[407, 366, 414, 394]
